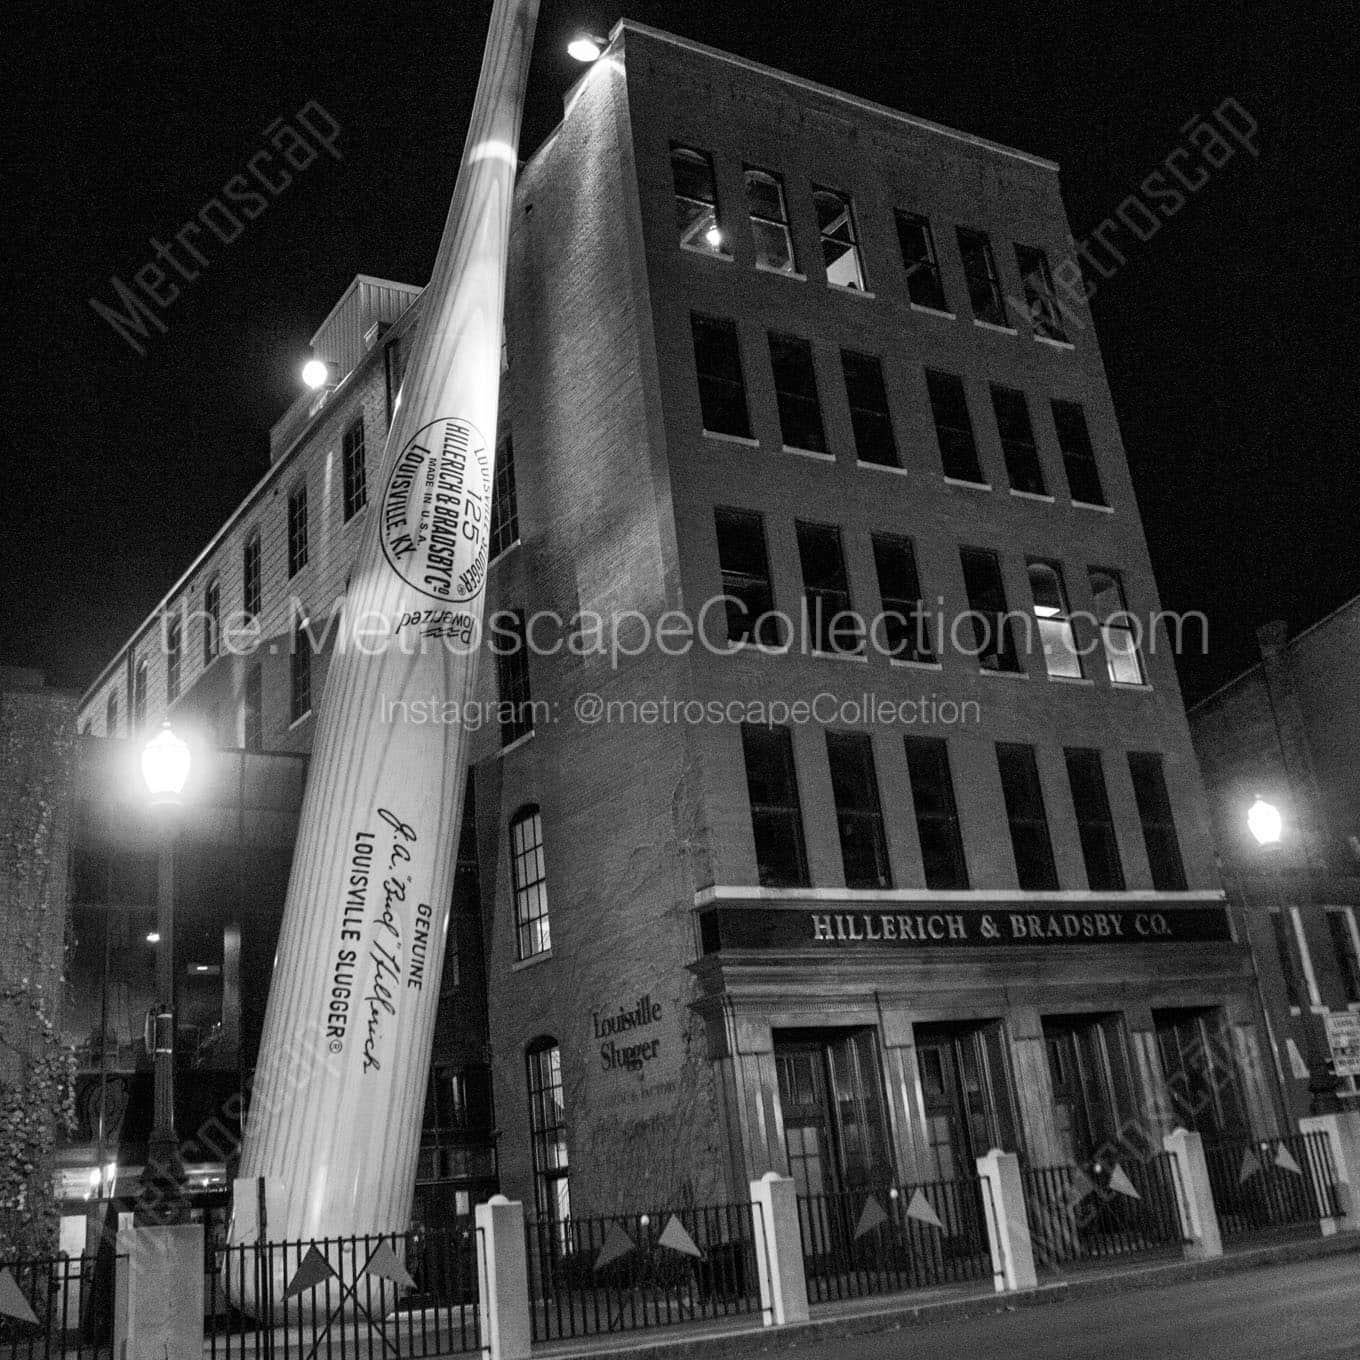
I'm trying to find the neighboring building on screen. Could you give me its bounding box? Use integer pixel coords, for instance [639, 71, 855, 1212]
[1189, 613, 1360, 1119]
[77, 22, 1281, 1224]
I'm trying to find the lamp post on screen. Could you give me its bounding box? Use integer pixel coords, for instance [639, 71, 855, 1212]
[136, 722, 191, 1225]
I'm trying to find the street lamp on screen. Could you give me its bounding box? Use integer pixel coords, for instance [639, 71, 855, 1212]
[137, 722, 191, 1225]
[1247, 796, 1283, 847]
[567, 33, 605, 62]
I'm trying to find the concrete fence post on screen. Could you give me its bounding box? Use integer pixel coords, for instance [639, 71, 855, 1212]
[475, 1195, 531, 1360]
[749, 1171, 809, 1326]
[113, 1221, 204, 1360]
[976, 1148, 1037, 1292]
[1300, 1111, 1360, 1234]
[1162, 1127, 1223, 1260]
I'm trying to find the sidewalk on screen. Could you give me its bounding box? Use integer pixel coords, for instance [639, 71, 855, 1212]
[532, 1230, 1360, 1360]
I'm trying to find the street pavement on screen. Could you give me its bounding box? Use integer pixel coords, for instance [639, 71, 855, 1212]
[760, 1255, 1360, 1359]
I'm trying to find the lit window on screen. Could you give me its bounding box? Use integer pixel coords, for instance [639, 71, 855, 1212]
[526, 1038, 570, 1223]
[812, 187, 864, 289]
[769, 332, 826, 452]
[105, 690, 120, 738]
[827, 731, 891, 889]
[841, 350, 897, 467]
[796, 521, 861, 655]
[511, 807, 550, 959]
[744, 166, 796, 273]
[1064, 748, 1124, 890]
[670, 145, 727, 256]
[926, 370, 985, 484]
[489, 436, 519, 560]
[1052, 400, 1107, 507]
[740, 724, 809, 887]
[960, 547, 1021, 673]
[289, 615, 311, 723]
[1027, 559, 1082, 678]
[997, 742, 1059, 890]
[203, 577, 220, 667]
[991, 386, 1046, 496]
[872, 534, 933, 664]
[132, 659, 148, 729]
[715, 507, 784, 648]
[690, 314, 752, 439]
[496, 609, 533, 746]
[956, 226, 1006, 326]
[342, 419, 367, 521]
[895, 211, 949, 312]
[1089, 567, 1143, 684]
[904, 737, 968, 889]
[1128, 752, 1186, 890]
[287, 483, 308, 577]
[165, 617, 182, 702]
[1016, 244, 1067, 342]
[243, 532, 262, 620]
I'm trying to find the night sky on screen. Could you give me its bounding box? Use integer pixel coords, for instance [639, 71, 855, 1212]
[3, 0, 1356, 704]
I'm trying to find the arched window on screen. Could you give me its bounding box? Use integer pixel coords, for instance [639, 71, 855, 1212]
[525, 1037, 570, 1225]
[1026, 559, 1082, 679]
[132, 658, 148, 729]
[105, 690, 119, 737]
[510, 806, 549, 959]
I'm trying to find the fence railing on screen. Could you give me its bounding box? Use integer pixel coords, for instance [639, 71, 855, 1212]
[1022, 1154, 1186, 1272]
[1203, 1131, 1340, 1240]
[205, 1223, 481, 1359]
[0, 1255, 111, 1359]
[525, 1201, 762, 1342]
[797, 1176, 995, 1303]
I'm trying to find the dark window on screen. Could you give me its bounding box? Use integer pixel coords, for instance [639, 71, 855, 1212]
[926, 370, 984, 483]
[903, 737, 968, 889]
[812, 187, 864, 288]
[1016, 243, 1067, 342]
[287, 483, 308, 577]
[342, 418, 367, 520]
[956, 226, 1006, 325]
[1090, 567, 1143, 684]
[384, 334, 407, 425]
[960, 547, 1021, 672]
[841, 350, 897, 466]
[991, 386, 1046, 495]
[744, 166, 796, 273]
[243, 664, 263, 751]
[526, 1037, 570, 1222]
[997, 743, 1059, 890]
[489, 436, 519, 559]
[740, 724, 809, 887]
[1028, 560, 1083, 678]
[1327, 911, 1360, 1004]
[132, 660, 148, 729]
[1064, 748, 1125, 890]
[872, 534, 933, 664]
[165, 617, 182, 702]
[105, 690, 119, 737]
[511, 807, 550, 959]
[1128, 752, 1186, 890]
[671, 145, 726, 255]
[796, 521, 861, 654]
[496, 609, 533, 746]
[715, 508, 784, 647]
[827, 732, 891, 888]
[289, 616, 311, 723]
[690, 314, 752, 439]
[895, 211, 948, 311]
[243, 532, 261, 619]
[203, 577, 220, 667]
[1052, 400, 1107, 507]
[769, 333, 826, 452]
[1271, 913, 1302, 1010]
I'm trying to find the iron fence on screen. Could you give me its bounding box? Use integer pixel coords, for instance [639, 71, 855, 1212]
[205, 1223, 481, 1359]
[797, 1176, 996, 1303]
[526, 1201, 763, 1341]
[1203, 1131, 1339, 1240]
[1023, 1153, 1186, 1271]
[0, 1255, 111, 1359]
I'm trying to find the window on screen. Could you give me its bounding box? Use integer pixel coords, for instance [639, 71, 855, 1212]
[740, 724, 809, 887]
[956, 226, 1006, 326]
[960, 547, 1021, 672]
[1327, 911, 1360, 1004]
[287, 483, 308, 577]
[1089, 567, 1143, 684]
[769, 332, 826, 452]
[925, 370, 984, 484]
[991, 386, 1046, 496]
[105, 690, 119, 737]
[243, 664, 263, 751]
[827, 732, 891, 888]
[289, 616, 311, 723]
[744, 166, 796, 272]
[165, 617, 182, 702]
[1015, 244, 1067, 342]
[1064, 748, 1125, 890]
[384, 334, 407, 424]
[1271, 912, 1302, 1010]
[841, 350, 897, 466]
[1128, 752, 1186, 890]
[489, 436, 519, 559]
[796, 521, 861, 655]
[496, 609, 533, 746]
[1027, 560, 1082, 678]
[895, 211, 948, 311]
[903, 737, 968, 889]
[132, 659, 148, 729]
[243, 532, 262, 620]
[445, 772, 478, 996]
[715, 508, 784, 647]
[203, 577, 220, 667]
[812, 186, 864, 289]
[690, 314, 752, 439]
[511, 807, 550, 959]
[1052, 400, 1107, 507]
[996, 743, 1059, 890]
[872, 534, 933, 664]
[526, 1038, 570, 1223]
[671, 145, 726, 255]
[342, 418, 367, 520]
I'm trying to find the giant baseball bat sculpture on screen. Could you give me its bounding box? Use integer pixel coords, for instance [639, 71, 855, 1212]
[232, 0, 540, 1249]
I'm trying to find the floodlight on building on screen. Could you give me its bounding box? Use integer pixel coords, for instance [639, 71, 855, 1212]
[141, 722, 191, 808]
[1247, 796, 1283, 847]
[301, 358, 331, 390]
[567, 34, 604, 62]
[704, 225, 724, 249]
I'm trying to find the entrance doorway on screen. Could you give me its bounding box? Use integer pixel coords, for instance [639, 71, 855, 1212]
[1154, 1008, 1247, 1139]
[774, 1028, 893, 1194]
[914, 1022, 1020, 1181]
[1042, 1014, 1136, 1164]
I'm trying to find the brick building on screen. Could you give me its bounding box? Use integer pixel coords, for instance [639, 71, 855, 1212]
[77, 22, 1281, 1223]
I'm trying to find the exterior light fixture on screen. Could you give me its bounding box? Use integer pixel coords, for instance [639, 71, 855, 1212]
[567, 34, 604, 62]
[704, 225, 723, 249]
[146, 931, 161, 944]
[141, 722, 191, 808]
[301, 358, 331, 390]
[1247, 796, 1283, 847]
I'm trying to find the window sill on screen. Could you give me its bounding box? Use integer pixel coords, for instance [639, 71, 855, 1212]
[1034, 333, 1075, 351]
[783, 445, 835, 461]
[1047, 673, 1093, 685]
[1009, 489, 1055, 503]
[858, 460, 908, 475]
[1110, 680, 1153, 692]
[943, 476, 993, 491]
[288, 710, 312, 730]
[1309, 1003, 1329, 1016]
[890, 656, 942, 671]
[728, 638, 787, 656]
[512, 949, 553, 972]
[811, 648, 868, 664]
[973, 318, 1017, 336]
[489, 539, 522, 567]
[829, 283, 876, 299]
[680, 243, 733, 263]
[980, 667, 1028, 680]
[500, 729, 536, 756]
[703, 429, 760, 448]
[1073, 499, 1114, 514]
[757, 262, 806, 281]
[909, 302, 955, 320]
